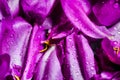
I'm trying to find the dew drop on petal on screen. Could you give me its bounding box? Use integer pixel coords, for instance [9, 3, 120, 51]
[114, 3, 119, 8]
[102, 1, 105, 4]
[113, 41, 118, 45]
[10, 34, 14, 37]
[75, 18, 79, 22]
[37, 36, 40, 38]
[90, 67, 94, 70]
[86, 62, 89, 65]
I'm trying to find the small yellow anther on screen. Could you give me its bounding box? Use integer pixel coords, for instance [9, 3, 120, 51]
[39, 45, 48, 53]
[14, 75, 20, 80]
[39, 40, 50, 53]
[113, 47, 120, 55]
[44, 40, 50, 45]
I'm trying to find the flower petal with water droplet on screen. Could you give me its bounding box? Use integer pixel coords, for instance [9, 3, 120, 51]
[60, 0, 112, 38]
[0, 17, 32, 77]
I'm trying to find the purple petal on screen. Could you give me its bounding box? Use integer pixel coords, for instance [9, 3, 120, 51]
[34, 46, 55, 80]
[48, 22, 74, 39]
[21, 24, 46, 80]
[34, 46, 63, 80]
[0, 0, 19, 18]
[41, 18, 52, 30]
[21, 0, 56, 24]
[62, 33, 84, 80]
[93, 0, 120, 26]
[1, 17, 32, 77]
[0, 0, 10, 18]
[7, 0, 20, 17]
[74, 34, 96, 80]
[102, 22, 120, 65]
[0, 54, 10, 79]
[60, 0, 112, 38]
[42, 46, 63, 80]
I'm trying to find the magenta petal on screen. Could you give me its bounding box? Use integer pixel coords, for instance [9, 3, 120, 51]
[0, 54, 10, 79]
[34, 46, 55, 80]
[60, 0, 112, 38]
[48, 22, 74, 39]
[0, 0, 10, 17]
[21, 24, 46, 80]
[34, 46, 63, 80]
[73, 0, 91, 14]
[102, 22, 120, 65]
[63, 33, 84, 80]
[0, 11, 3, 20]
[42, 46, 63, 80]
[0, 22, 2, 44]
[92, 72, 114, 80]
[0, 0, 19, 18]
[7, 0, 19, 17]
[93, 0, 120, 26]
[75, 34, 96, 80]
[21, 0, 56, 24]
[1, 17, 32, 77]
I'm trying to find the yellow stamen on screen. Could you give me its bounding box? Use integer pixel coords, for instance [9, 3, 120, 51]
[113, 47, 120, 55]
[39, 40, 50, 53]
[39, 45, 48, 52]
[14, 75, 20, 80]
[44, 40, 50, 45]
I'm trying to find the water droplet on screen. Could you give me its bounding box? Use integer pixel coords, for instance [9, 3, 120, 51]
[75, 18, 79, 22]
[114, 27, 117, 30]
[9, 41, 13, 45]
[68, 38, 72, 41]
[113, 41, 118, 45]
[38, 36, 40, 38]
[71, 64, 75, 67]
[66, 64, 70, 68]
[90, 67, 94, 70]
[118, 31, 120, 34]
[10, 34, 14, 37]
[72, 50, 76, 54]
[102, 1, 105, 4]
[44, 75, 48, 78]
[86, 62, 89, 65]
[114, 3, 119, 8]
[6, 45, 10, 49]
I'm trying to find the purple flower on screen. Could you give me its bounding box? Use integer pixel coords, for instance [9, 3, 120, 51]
[1, 0, 120, 80]
[21, 0, 56, 24]
[0, 17, 32, 78]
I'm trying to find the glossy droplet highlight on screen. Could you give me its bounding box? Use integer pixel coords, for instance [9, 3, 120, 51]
[113, 41, 118, 45]
[114, 3, 119, 8]
[75, 18, 79, 22]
